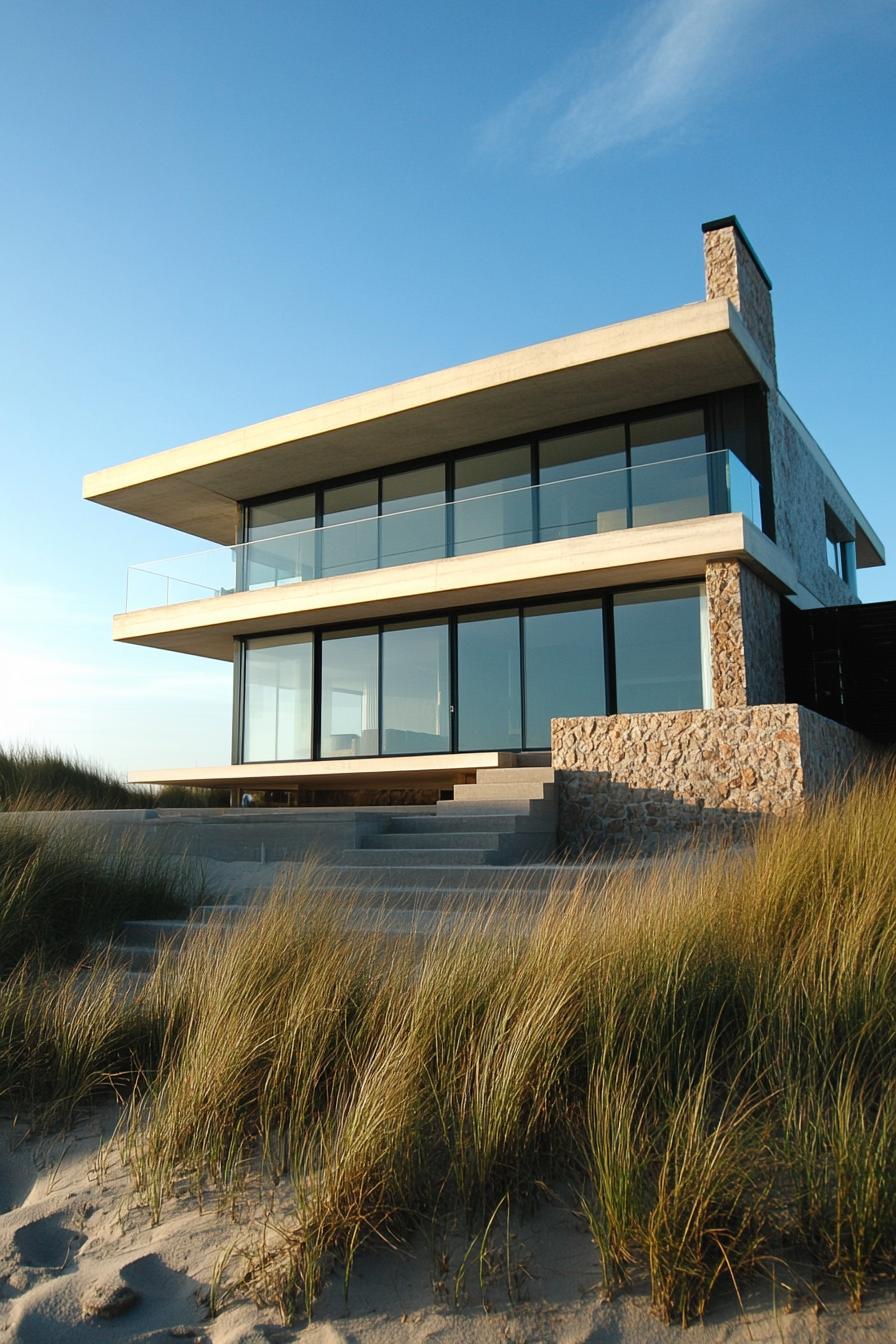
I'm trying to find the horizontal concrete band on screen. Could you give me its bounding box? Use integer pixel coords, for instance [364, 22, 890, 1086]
[113, 514, 796, 659]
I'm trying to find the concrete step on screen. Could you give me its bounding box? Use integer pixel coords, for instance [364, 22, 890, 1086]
[386, 813, 555, 835]
[316, 863, 576, 896]
[474, 766, 556, 783]
[335, 848, 502, 868]
[117, 919, 191, 948]
[452, 782, 557, 802]
[363, 831, 506, 850]
[435, 798, 555, 816]
[362, 832, 554, 861]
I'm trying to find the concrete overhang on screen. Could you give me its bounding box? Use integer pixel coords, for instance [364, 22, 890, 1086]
[112, 513, 797, 660]
[84, 298, 772, 545]
[129, 752, 513, 790]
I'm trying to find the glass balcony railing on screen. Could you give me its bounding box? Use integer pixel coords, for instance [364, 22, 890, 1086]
[124, 449, 768, 612]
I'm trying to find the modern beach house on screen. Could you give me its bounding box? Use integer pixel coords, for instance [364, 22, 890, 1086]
[84, 218, 887, 854]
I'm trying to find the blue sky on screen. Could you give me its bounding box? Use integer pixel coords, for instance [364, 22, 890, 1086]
[1, 0, 894, 776]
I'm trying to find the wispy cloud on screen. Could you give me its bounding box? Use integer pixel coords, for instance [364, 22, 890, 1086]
[476, 0, 828, 169]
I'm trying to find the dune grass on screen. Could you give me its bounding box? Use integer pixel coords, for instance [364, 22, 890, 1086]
[0, 766, 895, 1324]
[0, 744, 226, 811]
[0, 816, 197, 970]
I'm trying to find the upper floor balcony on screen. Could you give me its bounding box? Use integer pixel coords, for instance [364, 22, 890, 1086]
[125, 448, 768, 613]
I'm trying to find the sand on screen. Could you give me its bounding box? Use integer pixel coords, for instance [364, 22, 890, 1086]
[0, 1109, 893, 1343]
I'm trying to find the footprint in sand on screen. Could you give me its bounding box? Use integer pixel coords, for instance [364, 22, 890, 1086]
[13, 1212, 86, 1271]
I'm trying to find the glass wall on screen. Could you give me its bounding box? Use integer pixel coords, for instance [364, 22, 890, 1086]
[538, 426, 627, 541]
[242, 633, 313, 761]
[629, 410, 708, 527]
[238, 391, 773, 587]
[614, 584, 709, 713]
[245, 493, 316, 589]
[321, 481, 378, 578]
[453, 446, 532, 556]
[523, 601, 605, 746]
[456, 610, 522, 750]
[240, 583, 709, 761]
[380, 464, 447, 568]
[320, 628, 379, 757]
[382, 619, 450, 754]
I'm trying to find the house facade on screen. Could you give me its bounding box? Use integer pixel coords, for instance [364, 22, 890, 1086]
[84, 218, 885, 848]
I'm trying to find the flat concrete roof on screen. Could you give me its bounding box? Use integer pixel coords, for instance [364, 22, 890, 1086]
[129, 752, 514, 790]
[84, 298, 772, 545]
[112, 513, 798, 660]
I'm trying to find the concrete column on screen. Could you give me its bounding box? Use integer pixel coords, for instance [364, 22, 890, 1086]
[702, 216, 776, 377]
[706, 559, 785, 707]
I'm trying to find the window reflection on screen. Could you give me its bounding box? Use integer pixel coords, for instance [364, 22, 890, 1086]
[321, 481, 378, 578]
[380, 465, 447, 567]
[614, 584, 709, 713]
[320, 628, 379, 757]
[629, 410, 708, 527]
[538, 427, 627, 540]
[523, 601, 605, 747]
[243, 634, 313, 762]
[456, 610, 522, 750]
[246, 494, 316, 589]
[382, 620, 450, 754]
[453, 447, 532, 556]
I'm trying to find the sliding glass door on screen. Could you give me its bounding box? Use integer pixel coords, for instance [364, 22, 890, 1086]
[382, 619, 450, 754]
[522, 601, 605, 747]
[320, 628, 380, 758]
[242, 633, 314, 762]
[456, 610, 522, 751]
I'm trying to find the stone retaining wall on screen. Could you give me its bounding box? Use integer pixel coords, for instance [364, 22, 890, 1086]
[552, 705, 874, 853]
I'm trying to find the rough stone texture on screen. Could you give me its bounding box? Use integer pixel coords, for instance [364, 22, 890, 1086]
[767, 395, 860, 608]
[551, 705, 874, 853]
[706, 560, 785, 707]
[704, 224, 776, 374]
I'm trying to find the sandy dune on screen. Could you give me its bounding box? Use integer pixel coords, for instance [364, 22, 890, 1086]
[0, 1110, 894, 1342]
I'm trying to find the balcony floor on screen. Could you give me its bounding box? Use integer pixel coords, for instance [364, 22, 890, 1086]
[129, 751, 520, 791]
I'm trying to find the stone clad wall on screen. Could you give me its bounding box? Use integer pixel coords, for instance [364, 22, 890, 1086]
[705, 560, 785, 707]
[703, 223, 776, 374]
[551, 705, 874, 853]
[767, 397, 860, 608]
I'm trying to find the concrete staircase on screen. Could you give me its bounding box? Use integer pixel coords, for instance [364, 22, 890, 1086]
[331, 765, 558, 873]
[103, 765, 562, 971]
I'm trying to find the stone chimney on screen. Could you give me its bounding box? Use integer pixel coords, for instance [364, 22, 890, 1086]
[702, 216, 776, 378]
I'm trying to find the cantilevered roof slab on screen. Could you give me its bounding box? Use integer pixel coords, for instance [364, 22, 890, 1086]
[84, 298, 773, 545]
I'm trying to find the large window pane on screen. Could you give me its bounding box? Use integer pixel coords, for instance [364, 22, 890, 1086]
[457, 611, 521, 750]
[614, 584, 709, 713]
[523, 601, 605, 748]
[242, 634, 313, 762]
[320, 628, 380, 757]
[538, 426, 627, 540]
[453, 446, 532, 556]
[321, 480, 378, 578]
[380, 464, 447, 568]
[382, 620, 450, 754]
[629, 410, 708, 527]
[245, 494, 316, 589]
